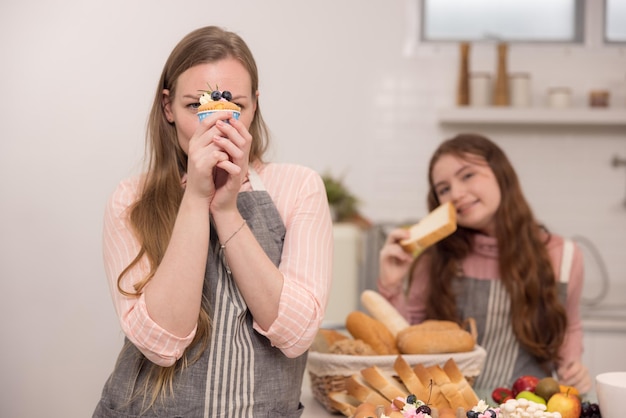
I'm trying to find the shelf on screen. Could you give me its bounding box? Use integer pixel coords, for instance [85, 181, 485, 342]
[438, 107, 626, 126]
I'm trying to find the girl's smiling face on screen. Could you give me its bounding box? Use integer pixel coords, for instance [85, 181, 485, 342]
[431, 153, 502, 236]
[162, 58, 257, 154]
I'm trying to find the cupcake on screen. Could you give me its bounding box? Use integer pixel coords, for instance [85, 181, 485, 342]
[197, 85, 241, 122]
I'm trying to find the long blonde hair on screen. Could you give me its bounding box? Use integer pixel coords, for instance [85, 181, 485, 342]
[116, 26, 271, 408]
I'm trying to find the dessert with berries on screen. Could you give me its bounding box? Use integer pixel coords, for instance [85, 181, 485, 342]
[197, 84, 241, 121]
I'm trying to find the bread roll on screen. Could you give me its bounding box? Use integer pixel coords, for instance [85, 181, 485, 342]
[329, 338, 377, 356]
[360, 290, 410, 338]
[400, 201, 457, 256]
[396, 319, 476, 354]
[346, 311, 399, 355]
[310, 328, 350, 353]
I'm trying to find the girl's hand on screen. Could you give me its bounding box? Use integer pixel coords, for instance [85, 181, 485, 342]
[208, 116, 252, 214]
[557, 361, 592, 394]
[379, 228, 414, 291]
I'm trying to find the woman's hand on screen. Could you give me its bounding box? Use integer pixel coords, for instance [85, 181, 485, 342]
[378, 228, 414, 291]
[184, 114, 251, 209]
[557, 361, 592, 394]
[208, 117, 252, 214]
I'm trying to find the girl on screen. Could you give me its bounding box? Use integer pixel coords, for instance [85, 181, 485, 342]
[378, 133, 591, 395]
[93, 26, 333, 417]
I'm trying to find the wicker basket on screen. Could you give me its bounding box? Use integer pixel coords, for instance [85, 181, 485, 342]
[306, 346, 486, 414]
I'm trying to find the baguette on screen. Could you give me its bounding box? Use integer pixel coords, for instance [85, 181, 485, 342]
[360, 290, 410, 338]
[360, 365, 409, 402]
[346, 311, 399, 355]
[400, 201, 457, 256]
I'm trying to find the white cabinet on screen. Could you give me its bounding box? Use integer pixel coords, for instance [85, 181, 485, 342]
[323, 223, 362, 328]
[582, 325, 626, 399]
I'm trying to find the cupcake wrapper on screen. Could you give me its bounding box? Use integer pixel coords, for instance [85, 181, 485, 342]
[197, 110, 240, 122]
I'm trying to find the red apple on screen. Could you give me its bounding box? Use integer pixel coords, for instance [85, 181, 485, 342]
[546, 391, 581, 418]
[492, 387, 514, 403]
[511, 375, 540, 397]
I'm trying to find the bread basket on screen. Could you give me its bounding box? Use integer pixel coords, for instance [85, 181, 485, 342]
[306, 345, 486, 413]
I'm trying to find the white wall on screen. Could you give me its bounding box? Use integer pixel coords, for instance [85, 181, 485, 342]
[0, 1, 624, 417]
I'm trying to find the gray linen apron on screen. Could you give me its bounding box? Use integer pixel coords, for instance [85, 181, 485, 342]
[453, 240, 572, 393]
[93, 168, 307, 418]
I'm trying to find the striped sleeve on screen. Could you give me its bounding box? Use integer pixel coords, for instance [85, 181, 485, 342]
[251, 164, 334, 358]
[102, 177, 196, 366]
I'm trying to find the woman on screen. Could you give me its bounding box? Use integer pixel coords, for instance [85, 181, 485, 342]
[378, 133, 591, 394]
[94, 26, 333, 417]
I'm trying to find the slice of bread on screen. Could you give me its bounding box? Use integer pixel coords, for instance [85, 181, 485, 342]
[393, 355, 431, 401]
[413, 363, 451, 410]
[400, 201, 457, 256]
[442, 358, 479, 410]
[345, 374, 390, 407]
[428, 365, 467, 409]
[360, 365, 409, 402]
[328, 391, 361, 417]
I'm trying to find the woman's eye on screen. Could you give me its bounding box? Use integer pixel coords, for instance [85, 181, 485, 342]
[462, 172, 474, 180]
[188, 102, 200, 110]
[436, 186, 449, 196]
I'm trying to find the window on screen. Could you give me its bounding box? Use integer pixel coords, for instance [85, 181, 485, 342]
[605, 0, 626, 42]
[421, 0, 583, 43]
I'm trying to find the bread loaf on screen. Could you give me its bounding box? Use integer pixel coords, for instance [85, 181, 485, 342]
[346, 311, 399, 355]
[400, 201, 457, 256]
[360, 290, 410, 338]
[396, 319, 476, 354]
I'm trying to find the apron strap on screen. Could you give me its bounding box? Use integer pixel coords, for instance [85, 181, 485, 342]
[247, 167, 265, 191]
[559, 239, 574, 283]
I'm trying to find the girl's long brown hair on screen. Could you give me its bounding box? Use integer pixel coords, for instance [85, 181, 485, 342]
[116, 26, 271, 408]
[421, 133, 567, 366]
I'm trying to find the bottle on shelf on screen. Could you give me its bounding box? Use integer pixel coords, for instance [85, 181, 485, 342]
[492, 42, 509, 106]
[456, 42, 470, 106]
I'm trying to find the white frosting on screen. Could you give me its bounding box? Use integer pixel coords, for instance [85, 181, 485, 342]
[199, 92, 212, 105]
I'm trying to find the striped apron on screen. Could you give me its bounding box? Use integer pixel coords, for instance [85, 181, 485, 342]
[456, 240, 573, 392]
[93, 168, 307, 417]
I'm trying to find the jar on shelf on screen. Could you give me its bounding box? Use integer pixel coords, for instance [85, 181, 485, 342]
[589, 90, 610, 107]
[469, 72, 491, 107]
[547, 87, 572, 108]
[509, 73, 531, 107]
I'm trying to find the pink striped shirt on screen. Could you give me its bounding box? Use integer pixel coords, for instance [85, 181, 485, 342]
[102, 161, 334, 366]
